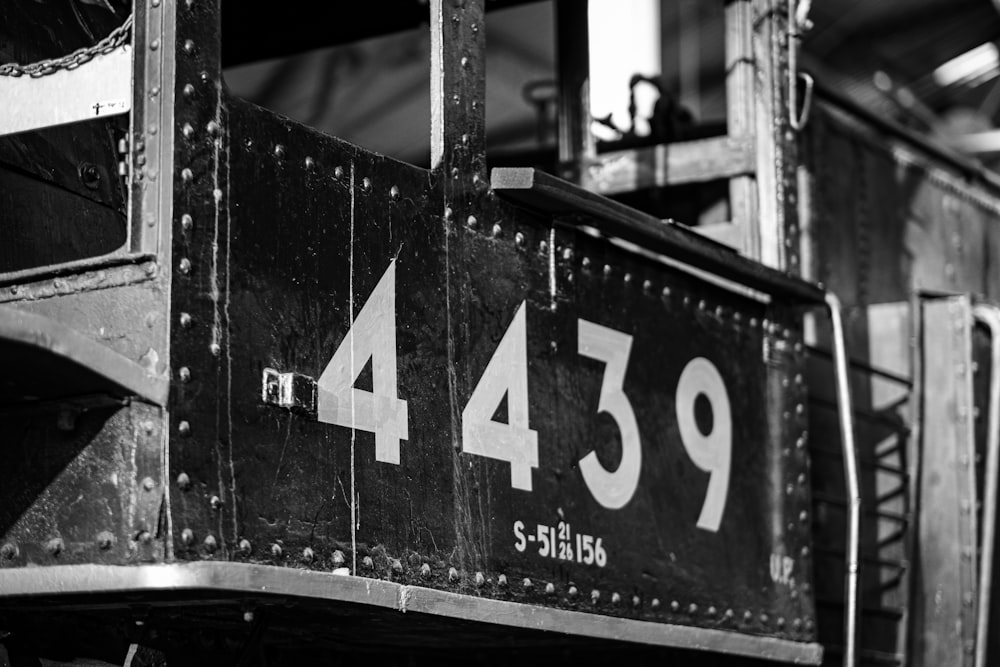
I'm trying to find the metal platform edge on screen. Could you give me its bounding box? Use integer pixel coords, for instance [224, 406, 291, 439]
[0, 563, 823, 664]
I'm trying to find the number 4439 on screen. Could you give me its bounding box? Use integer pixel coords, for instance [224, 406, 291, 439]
[315, 261, 733, 532]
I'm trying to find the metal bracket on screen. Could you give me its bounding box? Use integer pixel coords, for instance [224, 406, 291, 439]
[262, 368, 317, 414]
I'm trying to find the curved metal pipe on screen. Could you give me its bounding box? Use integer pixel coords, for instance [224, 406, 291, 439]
[825, 291, 860, 667]
[972, 304, 1000, 667]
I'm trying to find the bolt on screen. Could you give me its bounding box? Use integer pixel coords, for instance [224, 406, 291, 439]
[239, 538, 251, 554]
[203, 535, 217, 552]
[178, 420, 192, 436]
[97, 531, 114, 550]
[449, 567, 460, 582]
[181, 528, 194, 546]
[421, 562, 431, 578]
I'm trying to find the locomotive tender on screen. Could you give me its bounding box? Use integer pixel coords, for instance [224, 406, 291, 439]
[0, 1, 997, 666]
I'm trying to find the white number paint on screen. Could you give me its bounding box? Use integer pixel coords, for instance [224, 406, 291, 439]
[317, 261, 408, 464]
[462, 301, 539, 491]
[512, 518, 607, 567]
[577, 319, 642, 510]
[676, 357, 732, 532]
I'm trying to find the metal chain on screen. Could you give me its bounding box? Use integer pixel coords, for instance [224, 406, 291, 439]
[0, 13, 133, 78]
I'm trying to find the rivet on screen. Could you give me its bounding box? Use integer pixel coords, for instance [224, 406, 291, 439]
[460, 56, 469, 68]
[523, 577, 533, 589]
[798, 473, 807, 485]
[271, 543, 283, 558]
[795, 403, 804, 416]
[651, 598, 661, 610]
[142, 476, 156, 491]
[793, 618, 802, 630]
[581, 256, 590, 269]
[180, 213, 193, 232]
[670, 600, 680, 612]
[725, 608, 734, 620]
[796, 435, 806, 449]
[390, 185, 400, 200]
[632, 595, 641, 608]
[332, 550, 345, 567]
[801, 545, 810, 557]
[151, 0, 160, 6]
[390, 558, 403, 574]
[698, 299, 706, 310]
[176, 472, 191, 490]
[178, 366, 191, 383]
[624, 273, 633, 285]
[361, 555, 373, 569]
[662, 286, 671, 297]
[141, 420, 155, 435]
[545, 582, 555, 595]
[591, 590, 601, 604]
[150, 39, 160, 51]
[744, 610, 753, 622]
[203, 535, 217, 553]
[643, 279, 653, 293]
[498, 574, 508, 587]
[206, 120, 220, 135]
[199, 71, 209, 83]
[178, 420, 191, 436]
[805, 619, 814, 631]
[475, 571, 486, 587]
[449, 567, 461, 582]
[181, 168, 193, 182]
[567, 585, 578, 598]
[97, 531, 114, 550]
[799, 510, 809, 523]
[210, 495, 223, 511]
[181, 528, 194, 546]
[47, 537, 64, 556]
[303, 156, 315, 170]
[274, 144, 285, 158]
[603, 264, 612, 276]
[209, 342, 221, 357]
[239, 538, 251, 554]
[750, 318, 758, 327]
[964, 591, 975, 606]
[243, 610, 254, 623]
[707, 606, 716, 616]
[492, 223, 502, 237]
[760, 613, 769, 624]
[148, 124, 158, 136]
[180, 310, 193, 326]
[361, 177, 372, 192]
[466, 215, 477, 228]
[515, 232, 525, 246]
[183, 39, 195, 54]
[471, 23, 479, 32]
[611, 592, 621, 605]
[688, 603, 698, 614]
[183, 83, 195, 97]
[421, 562, 431, 578]
[443, 206, 453, 221]
[777, 617, 786, 628]
[334, 166, 344, 179]
[182, 123, 194, 139]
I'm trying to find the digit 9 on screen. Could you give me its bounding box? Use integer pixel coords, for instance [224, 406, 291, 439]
[675, 357, 732, 532]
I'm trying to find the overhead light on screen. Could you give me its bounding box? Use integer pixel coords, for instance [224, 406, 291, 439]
[933, 42, 1000, 87]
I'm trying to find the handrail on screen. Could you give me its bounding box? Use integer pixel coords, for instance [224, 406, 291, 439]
[972, 304, 1000, 667]
[825, 291, 861, 667]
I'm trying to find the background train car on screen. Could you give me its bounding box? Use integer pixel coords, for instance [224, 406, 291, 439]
[1, 1, 999, 666]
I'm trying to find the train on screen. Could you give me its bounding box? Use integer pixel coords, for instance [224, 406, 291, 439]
[0, 0, 997, 665]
